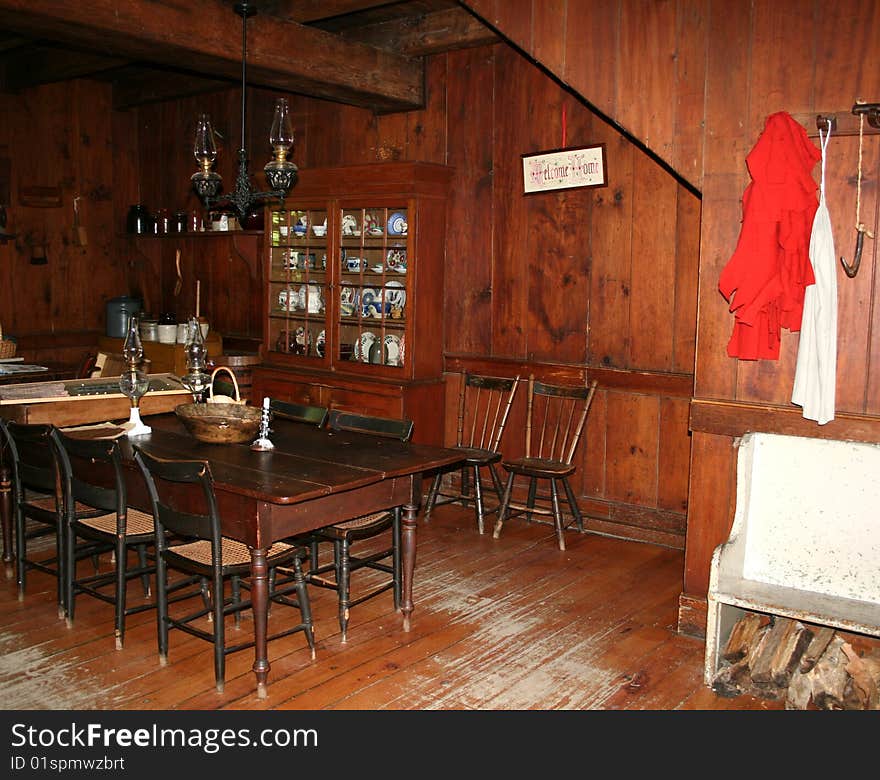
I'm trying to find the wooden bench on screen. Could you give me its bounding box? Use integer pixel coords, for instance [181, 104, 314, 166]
[704, 431, 880, 685]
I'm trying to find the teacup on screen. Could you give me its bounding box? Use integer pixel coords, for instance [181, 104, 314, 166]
[346, 256, 365, 272]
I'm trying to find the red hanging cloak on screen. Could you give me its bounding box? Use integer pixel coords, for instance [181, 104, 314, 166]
[719, 111, 820, 360]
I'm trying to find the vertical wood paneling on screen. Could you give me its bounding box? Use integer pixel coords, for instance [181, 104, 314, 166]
[70, 80, 118, 330]
[658, 396, 690, 512]
[491, 0, 534, 53]
[407, 55, 447, 164]
[673, 0, 708, 190]
[605, 392, 660, 506]
[673, 183, 700, 373]
[692, 0, 752, 399]
[491, 45, 534, 356]
[588, 126, 634, 368]
[532, 0, 566, 77]
[582, 385, 607, 499]
[630, 152, 677, 369]
[682, 431, 735, 595]
[563, 0, 619, 117]
[445, 47, 496, 356]
[619, 0, 678, 161]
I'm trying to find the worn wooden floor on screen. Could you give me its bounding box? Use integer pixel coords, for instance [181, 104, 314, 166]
[0, 504, 778, 711]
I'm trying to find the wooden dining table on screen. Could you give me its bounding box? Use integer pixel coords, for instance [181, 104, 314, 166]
[2, 412, 463, 698]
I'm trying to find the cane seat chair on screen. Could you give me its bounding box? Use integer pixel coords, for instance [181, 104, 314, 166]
[494, 377, 598, 551]
[269, 399, 329, 428]
[0, 420, 69, 616]
[133, 446, 315, 692]
[423, 373, 519, 533]
[57, 431, 156, 649]
[297, 409, 414, 642]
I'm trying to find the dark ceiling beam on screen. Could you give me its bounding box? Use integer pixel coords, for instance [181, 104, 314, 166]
[342, 6, 499, 55]
[265, 0, 394, 23]
[4, 45, 127, 91]
[110, 68, 238, 110]
[0, 0, 425, 112]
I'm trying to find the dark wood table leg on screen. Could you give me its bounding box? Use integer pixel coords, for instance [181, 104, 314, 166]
[400, 475, 422, 632]
[1, 462, 13, 579]
[249, 546, 270, 699]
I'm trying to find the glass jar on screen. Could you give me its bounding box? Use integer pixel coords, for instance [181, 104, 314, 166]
[126, 205, 153, 235]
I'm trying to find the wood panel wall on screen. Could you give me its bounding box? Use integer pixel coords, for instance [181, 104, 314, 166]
[463, 0, 880, 635]
[0, 34, 698, 548]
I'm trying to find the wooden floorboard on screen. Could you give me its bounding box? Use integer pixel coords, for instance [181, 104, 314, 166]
[0, 504, 779, 711]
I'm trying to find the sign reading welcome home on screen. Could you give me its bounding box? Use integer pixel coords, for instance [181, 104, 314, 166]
[522, 144, 607, 194]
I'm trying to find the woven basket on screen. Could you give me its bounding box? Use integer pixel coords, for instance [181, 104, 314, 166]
[176, 402, 261, 444]
[0, 322, 15, 359]
[207, 366, 245, 405]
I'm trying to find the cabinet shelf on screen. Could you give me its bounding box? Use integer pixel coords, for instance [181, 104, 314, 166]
[253, 162, 452, 444]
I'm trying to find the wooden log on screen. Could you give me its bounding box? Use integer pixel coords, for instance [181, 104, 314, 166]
[799, 626, 836, 673]
[711, 659, 752, 698]
[809, 635, 849, 710]
[750, 618, 794, 684]
[770, 620, 813, 686]
[785, 665, 815, 710]
[722, 612, 768, 663]
[841, 642, 879, 710]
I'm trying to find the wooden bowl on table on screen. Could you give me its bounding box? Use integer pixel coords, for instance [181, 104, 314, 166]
[175, 402, 261, 444]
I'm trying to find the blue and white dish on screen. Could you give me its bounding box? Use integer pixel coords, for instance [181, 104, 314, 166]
[387, 212, 407, 236]
[384, 280, 406, 310]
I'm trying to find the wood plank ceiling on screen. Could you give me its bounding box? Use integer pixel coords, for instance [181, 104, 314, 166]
[0, 0, 498, 111]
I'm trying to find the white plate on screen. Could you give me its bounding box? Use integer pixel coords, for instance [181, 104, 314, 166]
[315, 330, 326, 358]
[353, 331, 377, 362]
[384, 280, 406, 310]
[384, 335, 401, 366]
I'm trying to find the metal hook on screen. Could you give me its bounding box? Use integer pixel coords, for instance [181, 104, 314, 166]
[840, 228, 866, 278]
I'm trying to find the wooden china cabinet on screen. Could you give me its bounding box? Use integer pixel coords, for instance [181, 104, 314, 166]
[251, 162, 453, 445]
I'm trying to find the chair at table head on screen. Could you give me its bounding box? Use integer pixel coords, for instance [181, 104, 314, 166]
[493, 376, 598, 551]
[56, 431, 156, 648]
[132, 445, 314, 692]
[269, 399, 329, 428]
[328, 408, 413, 441]
[297, 409, 413, 642]
[0, 419, 68, 616]
[424, 372, 519, 534]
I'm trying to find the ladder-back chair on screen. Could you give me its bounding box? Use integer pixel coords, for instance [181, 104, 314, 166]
[1, 420, 68, 616]
[494, 376, 598, 550]
[423, 373, 519, 533]
[297, 409, 413, 642]
[57, 431, 156, 649]
[269, 399, 329, 428]
[133, 446, 315, 692]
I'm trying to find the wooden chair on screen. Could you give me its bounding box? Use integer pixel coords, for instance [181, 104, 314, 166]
[298, 408, 413, 642]
[269, 399, 329, 427]
[423, 372, 519, 533]
[133, 446, 315, 692]
[57, 432, 156, 649]
[0, 420, 68, 616]
[493, 377, 598, 551]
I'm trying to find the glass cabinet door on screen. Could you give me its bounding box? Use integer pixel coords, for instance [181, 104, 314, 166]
[268, 207, 329, 360]
[337, 205, 408, 369]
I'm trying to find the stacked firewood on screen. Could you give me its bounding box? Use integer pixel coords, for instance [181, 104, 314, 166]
[712, 613, 880, 709]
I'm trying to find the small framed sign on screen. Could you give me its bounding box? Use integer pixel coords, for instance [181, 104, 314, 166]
[522, 144, 607, 194]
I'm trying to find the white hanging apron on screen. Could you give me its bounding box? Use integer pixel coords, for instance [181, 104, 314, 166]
[792, 126, 837, 424]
